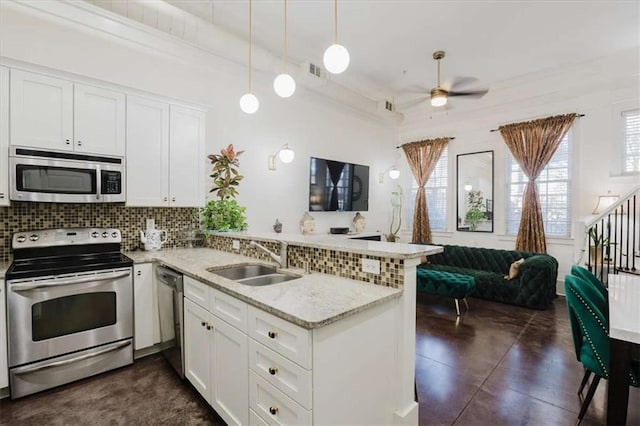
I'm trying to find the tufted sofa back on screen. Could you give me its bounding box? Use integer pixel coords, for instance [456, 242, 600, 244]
[427, 245, 538, 275]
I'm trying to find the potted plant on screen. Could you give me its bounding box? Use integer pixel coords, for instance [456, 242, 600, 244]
[385, 185, 403, 242]
[465, 190, 487, 231]
[201, 144, 248, 232]
[588, 228, 610, 265]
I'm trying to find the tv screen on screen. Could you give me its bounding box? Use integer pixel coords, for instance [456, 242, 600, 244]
[309, 157, 369, 212]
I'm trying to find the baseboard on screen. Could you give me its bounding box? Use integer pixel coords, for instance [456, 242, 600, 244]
[0, 386, 9, 400]
[134, 344, 162, 359]
[394, 401, 419, 425]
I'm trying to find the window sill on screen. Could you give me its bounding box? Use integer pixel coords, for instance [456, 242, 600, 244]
[497, 234, 575, 246]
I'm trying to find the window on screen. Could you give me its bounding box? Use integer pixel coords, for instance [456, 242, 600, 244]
[406, 146, 448, 231]
[506, 134, 571, 237]
[623, 110, 640, 173]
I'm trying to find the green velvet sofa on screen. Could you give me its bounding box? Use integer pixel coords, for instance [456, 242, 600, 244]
[418, 245, 558, 309]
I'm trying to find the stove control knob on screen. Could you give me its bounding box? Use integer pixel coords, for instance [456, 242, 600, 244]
[29, 234, 39, 242]
[91, 232, 99, 238]
[111, 232, 118, 238]
[102, 232, 108, 238]
[16, 235, 26, 243]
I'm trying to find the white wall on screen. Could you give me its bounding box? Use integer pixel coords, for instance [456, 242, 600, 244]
[398, 48, 640, 292]
[0, 1, 398, 235]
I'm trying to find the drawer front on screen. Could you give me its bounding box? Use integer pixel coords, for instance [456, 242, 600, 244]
[249, 339, 312, 409]
[184, 275, 209, 309]
[248, 307, 312, 369]
[249, 372, 311, 426]
[249, 409, 269, 426]
[210, 287, 248, 333]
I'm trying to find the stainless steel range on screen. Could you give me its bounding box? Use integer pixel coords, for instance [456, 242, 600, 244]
[5, 228, 134, 399]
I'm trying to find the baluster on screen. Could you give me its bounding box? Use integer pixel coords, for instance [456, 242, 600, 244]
[619, 203, 625, 272]
[626, 199, 631, 271]
[605, 215, 611, 280]
[633, 194, 637, 271]
[613, 207, 619, 274]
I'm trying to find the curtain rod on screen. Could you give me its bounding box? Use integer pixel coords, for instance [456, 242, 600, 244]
[396, 137, 455, 148]
[489, 114, 585, 132]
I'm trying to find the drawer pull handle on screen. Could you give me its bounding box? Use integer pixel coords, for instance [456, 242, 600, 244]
[267, 331, 277, 339]
[268, 367, 278, 375]
[269, 406, 278, 416]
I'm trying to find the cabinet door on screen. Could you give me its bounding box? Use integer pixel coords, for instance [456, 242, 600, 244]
[133, 263, 156, 351]
[10, 69, 73, 150]
[0, 66, 9, 206]
[211, 315, 249, 426]
[184, 298, 211, 402]
[126, 96, 169, 206]
[74, 83, 125, 156]
[169, 105, 205, 207]
[0, 280, 7, 388]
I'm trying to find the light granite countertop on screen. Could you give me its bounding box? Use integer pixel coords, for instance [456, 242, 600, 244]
[211, 231, 442, 260]
[125, 248, 402, 329]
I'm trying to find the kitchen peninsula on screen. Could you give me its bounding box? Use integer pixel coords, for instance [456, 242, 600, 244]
[127, 233, 441, 425]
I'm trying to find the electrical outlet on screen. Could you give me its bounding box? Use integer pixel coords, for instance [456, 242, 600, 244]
[232, 240, 240, 250]
[362, 258, 381, 275]
[146, 219, 155, 230]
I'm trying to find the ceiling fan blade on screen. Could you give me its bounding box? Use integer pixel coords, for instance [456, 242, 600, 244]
[441, 76, 479, 92]
[397, 97, 428, 110]
[447, 89, 489, 98]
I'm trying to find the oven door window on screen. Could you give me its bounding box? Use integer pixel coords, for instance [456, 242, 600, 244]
[32, 292, 117, 341]
[16, 165, 97, 194]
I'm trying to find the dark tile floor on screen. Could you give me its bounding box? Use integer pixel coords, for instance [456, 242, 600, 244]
[416, 292, 640, 425]
[1, 294, 638, 425]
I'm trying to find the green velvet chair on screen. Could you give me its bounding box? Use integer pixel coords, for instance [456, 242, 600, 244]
[564, 275, 640, 423]
[570, 264, 608, 299]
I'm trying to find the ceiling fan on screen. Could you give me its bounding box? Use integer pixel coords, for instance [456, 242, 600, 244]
[401, 51, 489, 109]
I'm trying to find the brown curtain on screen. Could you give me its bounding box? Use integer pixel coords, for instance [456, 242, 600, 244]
[499, 113, 577, 253]
[402, 138, 449, 243]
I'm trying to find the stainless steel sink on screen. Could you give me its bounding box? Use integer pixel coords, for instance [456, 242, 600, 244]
[237, 273, 299, 286]
[207, 264, 277, 280]
[207, 263, 301, 286]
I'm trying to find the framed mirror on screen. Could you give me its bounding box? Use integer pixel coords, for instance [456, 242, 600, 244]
[457, 150, 494, 232]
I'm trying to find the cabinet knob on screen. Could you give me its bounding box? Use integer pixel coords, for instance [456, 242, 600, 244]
[171, 197, 176, 202]
[268, 367, 278, 375]
[65, 139, 70, 145]
[0, 193, 4, 199]
[201, 321, 206, 327]
[267, 331, 277, 339]
[77, 140, 82, 146]
[163, 196, 168, 202]
[206, 325, 212, 330]
[136, 271, 141, 276]
[269, 406, 278, 416]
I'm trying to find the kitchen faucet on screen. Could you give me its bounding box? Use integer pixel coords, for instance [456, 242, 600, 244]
[249, 240, 288, 268]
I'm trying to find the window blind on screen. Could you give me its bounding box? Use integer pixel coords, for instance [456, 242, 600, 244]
[623, 110, 640, 173]
[506, 134, 571, 237]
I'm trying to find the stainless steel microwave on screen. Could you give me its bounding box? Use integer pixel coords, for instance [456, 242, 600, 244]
[10, 147, 125, 203]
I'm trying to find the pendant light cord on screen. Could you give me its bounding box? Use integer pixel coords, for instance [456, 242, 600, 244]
[283, 0, 288, 71]
[437, 58, 441, 88]
[249, 0, 253, 92]
[334, 0, 338, 43]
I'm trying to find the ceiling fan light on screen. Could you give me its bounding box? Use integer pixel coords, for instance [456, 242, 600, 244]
[323, 43, 350, 74]
[430, 93, 447, 107]
[240, 92, 259, 114]
[274, 73, 296, 98]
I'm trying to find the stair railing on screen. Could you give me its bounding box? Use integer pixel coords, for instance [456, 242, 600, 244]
[584, 185, 640, 283]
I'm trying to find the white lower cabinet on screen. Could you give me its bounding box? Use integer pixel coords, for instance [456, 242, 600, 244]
[183, 276, 398, 425]
[0, 66, 9, 206]
[133, 263, 160, 351]
[184, 280, 248, 426]
[0, 279, 7, 389]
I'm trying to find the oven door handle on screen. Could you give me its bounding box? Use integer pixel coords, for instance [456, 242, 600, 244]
[11, 270, 131, 292]
[13, 340, 132, 375]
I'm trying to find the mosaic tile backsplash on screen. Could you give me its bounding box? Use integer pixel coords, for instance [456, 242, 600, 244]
[1, 203, 200, 261]
[207, 235, 404, 288]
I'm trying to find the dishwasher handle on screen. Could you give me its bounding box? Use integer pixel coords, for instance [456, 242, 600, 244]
[155, 266, 183, 292]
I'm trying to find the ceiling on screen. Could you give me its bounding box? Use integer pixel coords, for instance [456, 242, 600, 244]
[163, 0, 639, 104]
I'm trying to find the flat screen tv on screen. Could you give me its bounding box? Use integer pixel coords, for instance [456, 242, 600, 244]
[309, 157, 369, 212]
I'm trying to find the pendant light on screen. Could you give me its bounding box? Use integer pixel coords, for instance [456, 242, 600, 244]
[323, 0, 350, 74]
[240, 0, 259, 114]
[273, 0, 296, 98]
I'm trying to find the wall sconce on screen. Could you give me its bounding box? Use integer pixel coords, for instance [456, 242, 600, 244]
[464, 182, 473, 191]
[593, 191, 619, 214]
[268, 144, 295, 170]
[378, 165, 400, 183]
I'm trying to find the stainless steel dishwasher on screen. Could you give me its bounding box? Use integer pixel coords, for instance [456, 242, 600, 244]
[156, 265, 184, 379]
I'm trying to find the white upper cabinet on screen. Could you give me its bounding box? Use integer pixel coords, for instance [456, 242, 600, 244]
[0, 66, 9, 206]
[10, 69, 73, 151]
[126, 96, 170, 207]
[169, 105, 205, 207]
[74, 83, 125, 156]
[10, 69, 125, 156]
